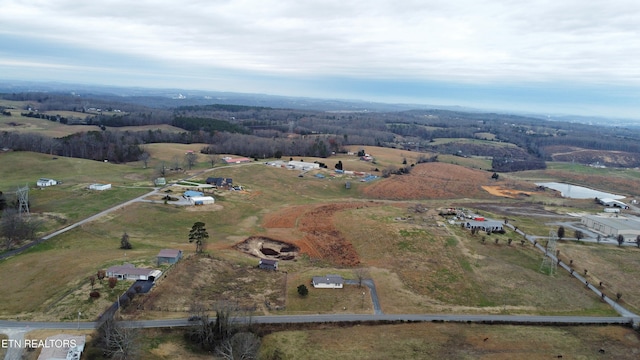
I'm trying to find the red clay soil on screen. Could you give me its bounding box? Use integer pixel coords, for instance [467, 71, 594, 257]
[262, 203, 372, 267]
[362, 162, 495, 200]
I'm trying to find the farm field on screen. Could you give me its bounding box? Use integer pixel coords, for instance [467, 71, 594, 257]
[2, 146, 640, 357]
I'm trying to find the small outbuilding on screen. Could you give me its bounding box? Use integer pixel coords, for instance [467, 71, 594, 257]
[37, 178, 58, 187]
[89, 183, 111, 191]
[312, 274, 344, 289]
[157, 249, 183, 265]
[258, 258, 278, 271]
[154, 177, 167, 186]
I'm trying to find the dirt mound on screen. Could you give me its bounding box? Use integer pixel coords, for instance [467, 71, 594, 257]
[362, 162, 494, 200]
[262, 202, 371, 267]
[234, 236, 300, 260]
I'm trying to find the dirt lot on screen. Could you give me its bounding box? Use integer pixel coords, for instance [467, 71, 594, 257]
[362, 162, 501, 200]
[262, 202, 380, 267]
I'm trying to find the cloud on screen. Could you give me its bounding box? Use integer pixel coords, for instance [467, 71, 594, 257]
[1, 0, 639, 116]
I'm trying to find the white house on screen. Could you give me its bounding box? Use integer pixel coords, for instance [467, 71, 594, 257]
[37, 178, 58, 187]
[89, 183, 111, 191]
[189, 196, 215, 205]
[312, 274, 344, 289]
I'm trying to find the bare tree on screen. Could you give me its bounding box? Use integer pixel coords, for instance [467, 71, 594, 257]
[574, 230, 584, 242]
[636, 235, 640, 248]
[354, 268, 369, 288]
[185, 152, 198, 170]
[209, 154, 220, 168]
[1, 208, 40, 250]
[215, 332, 260, 360]
[617, 234, 625, 247]
[138, 151, 150, 168]
[95, 317, 140, 360]
[557, 226, 565, 241]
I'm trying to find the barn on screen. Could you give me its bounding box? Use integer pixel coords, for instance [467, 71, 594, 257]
[312, 275, 344, 289]
[598, 198, 630, 209]
[189, 196, 215, 205]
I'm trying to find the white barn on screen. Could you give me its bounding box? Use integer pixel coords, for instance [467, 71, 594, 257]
[189, 196, 215, 205]
[37, 178, 58, 187]
[312, 275, 344, 289]
[89, 183, 111, 191]
[598, 198, 630, 209]
[287, 161, 320, 171]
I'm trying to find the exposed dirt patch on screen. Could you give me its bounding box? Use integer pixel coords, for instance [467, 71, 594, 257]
[262, 203, 378, 267]
[361, 162, 496, 200]
[482, 185, 536, 199]
[234, 236, 300, 261]
[544, 145, 640, 167]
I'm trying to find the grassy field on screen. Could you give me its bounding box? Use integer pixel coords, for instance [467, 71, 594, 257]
[259, 323, 640, 359]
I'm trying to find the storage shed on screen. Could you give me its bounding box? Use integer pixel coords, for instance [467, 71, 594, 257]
[189, 196, 215, 205]
[258, 258, 278, 271]
[89, 183, 111, 191]
[157, 249, 183, 265]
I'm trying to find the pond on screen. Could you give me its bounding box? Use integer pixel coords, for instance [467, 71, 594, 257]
[536, 182, 625, 200]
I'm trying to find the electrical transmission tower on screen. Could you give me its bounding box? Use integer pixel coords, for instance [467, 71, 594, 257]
[539, 230, 558, 276]
[17, 184, 30, 216]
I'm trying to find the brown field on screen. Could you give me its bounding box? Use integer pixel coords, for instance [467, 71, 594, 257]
[362, 162, 498, 199]
[259, 323, 640, 359]
[557, 242, 640, 314]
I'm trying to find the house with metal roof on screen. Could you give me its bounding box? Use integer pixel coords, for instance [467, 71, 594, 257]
[312, 274, 344, 289]
[106, 263, 162, 281]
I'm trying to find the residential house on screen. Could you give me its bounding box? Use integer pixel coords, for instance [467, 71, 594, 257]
[206, 177, 233, 187]
[106, 263, 162, 281]
[37, 178, 58, 187]
[312, 274, 344, 289]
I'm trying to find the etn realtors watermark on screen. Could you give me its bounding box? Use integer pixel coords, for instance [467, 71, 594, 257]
[2, 338, 78, 349]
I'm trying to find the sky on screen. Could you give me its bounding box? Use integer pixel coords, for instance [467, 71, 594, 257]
[1, 0, 639, 118]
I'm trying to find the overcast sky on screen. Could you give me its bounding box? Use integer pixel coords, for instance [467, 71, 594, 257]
[1, 0, 639, 118]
